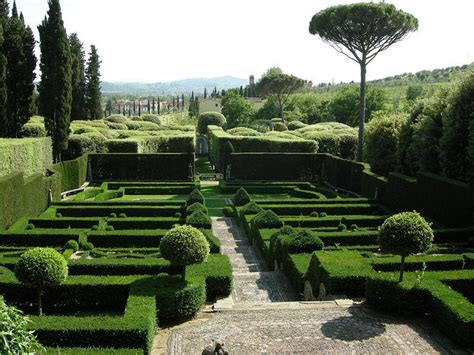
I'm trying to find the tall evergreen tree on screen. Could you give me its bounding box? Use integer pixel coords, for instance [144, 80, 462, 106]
[181, 94, 184, 112]
[147, 98, 150, 113]
[3, 2, 36, 137]
[191, 91, 194, 100]
[157, 96, 160, 114]
[138, 99, 141, 116]
[38, 0, 72, 162]
[204, 87, 207, 99]
[85, 44, 101, 119]
[69, 33, 86, 120]
[152, 97, 155, 113]
[105, 98, 112, 116]
[133, 100, 136, 114]
[0, 17, 7, 136]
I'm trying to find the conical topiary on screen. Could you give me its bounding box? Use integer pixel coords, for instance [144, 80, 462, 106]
[233, 187, 251, 206]
[187, 188, 205, 206]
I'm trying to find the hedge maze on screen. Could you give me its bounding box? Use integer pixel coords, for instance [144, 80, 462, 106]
[231, 180, 474, 347]
[0, 181, 232, 354]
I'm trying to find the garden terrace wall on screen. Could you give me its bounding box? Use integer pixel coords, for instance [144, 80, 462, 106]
[88, 153, 195, 181]
[208, 125, 317, 171]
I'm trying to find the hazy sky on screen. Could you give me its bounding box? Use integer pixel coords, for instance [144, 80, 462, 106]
[14, 0, 474, 83]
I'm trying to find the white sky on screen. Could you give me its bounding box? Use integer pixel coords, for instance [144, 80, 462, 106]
[14, 0, 474, 83]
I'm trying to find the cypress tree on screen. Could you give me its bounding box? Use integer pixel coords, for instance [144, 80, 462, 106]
[133, 100, 136, 114]
[38, 0, 73, 162]
[147, 98, 150, 113]
[0, 12, 7, 136]
[138, 99, 141, 116]
[3, 2, 36, 137]
[69, 33, 86, 120]
[191, 91, 194, 100]
[157, 96, 160, 114]
[181, 93, 184, 112]
[204, 87, 207, 99]
[152, 97, 155, 113]
[239, 85, 243, 96]
[85, 45, 102, 119]
[172, 96, 175, 111]
[194, 97, 199, 117]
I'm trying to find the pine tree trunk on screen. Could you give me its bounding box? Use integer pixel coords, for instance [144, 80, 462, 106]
[357, 61, 367, 162]
[399, 255, 406, 283]
[37, 288, 43, 316]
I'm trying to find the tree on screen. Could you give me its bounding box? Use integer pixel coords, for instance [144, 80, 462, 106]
[0, 19, 7, 136]
[378, 212, 433, 282]
[204, 87, 207, 99]
[160, 225, 209, 279]
[157, 96, 160, 114]
[85, 45, 102, 119]
[221, 89, 254, 128]
[181, 93, 185, 112]
[256, 71, 305, 120]
[329, 85, 385, 126]
[105, 98, 113, 116]
[69, 33, 86, 120]
[3, 2, 36, 137]
[15, 248, 68, 315]
[310, 2, 418, 161]
[38, 0, 73, 162]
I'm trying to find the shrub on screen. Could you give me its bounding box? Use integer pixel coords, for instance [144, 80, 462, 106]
[21, 122, 46, 137]
[320, 212, 327, 217]
[281, 230, 324, 255]
[64, 240, 79, 251]
[109, 212, 117, 218]
[186, 202, 207, 215]
[270, 225, 295, 265]
[119, 213, 127, 218]
[175, 212, 182, 218]
[310, 211, 319, 218]
[350, 224, 359, 231]
[82, 242, 95, 251]
[337, 223, 347, 231]
[141, 114, 161, 125]
[251, 210, 283, 229]
[240, 202, 263, 215]
[197, 112, 227, 135]
[14, 248, 68, 315]
[91, 225, 99, 231]
[104, 114, 127, 123]
[187, 189, 205, 206]
[186, 211, 212, 229]
[287, 121, 307, 130]
[105, 225, 115, 231]
[160, 225, 210, 279]
[378, 211, 433, 282]
[0, 297, 44, 354]
[25, 224, 35, 230]
[273, 122, 288, 131]
[222, 206, 235, 217]
[233, 187, 251, 206]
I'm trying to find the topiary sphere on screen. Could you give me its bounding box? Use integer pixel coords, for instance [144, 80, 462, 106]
[197, 112, 227, 135]
[378, 211, 433, 257]
[64, 240, 79, 251]
[160, 225, 210, 267]
[15, 248, 68, 289]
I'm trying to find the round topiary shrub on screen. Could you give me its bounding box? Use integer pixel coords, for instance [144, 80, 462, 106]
[25, 224, 35, 230]
[310, 211, 319, 218]
[251, 210, 284, 229]
[119, 213, 127, 218]
[378, 211, 433, 282]
[15, 248, 68, 315]
[160, 225, 210, 279]
[350, 224, 359, 231]
[109, 212, 117, 218]
[186, 202, 208, 216]
[197, 112, 227, 135]
[187, 189, 205, 206]
[175, 212, 182, 218]
[64, 240, 79, 251]
[222, 206, 235, 217]
[186, 211, 212, 229]
[287, 121, 307, 130]
[280, 230, 324, 255]
[320, 212, 328, 218]
[240, 202, 263, 216]
[91, 225, 99, 231]
[271, 225, 295, 265]
[56, 213, 63, 218]
[337, 223, 347, 231]
[233, 187, 251, 207]
[82, 242, 95, 251]
[105, 225, 114, 231]
[273, 122, 288, 132]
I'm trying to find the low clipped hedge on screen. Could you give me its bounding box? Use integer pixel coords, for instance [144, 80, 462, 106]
[0, 231, 81, 247]
[107, 217, 183, 230]
[55, 205, 184, 218]
[87, 231, 165, 248]
[67, 258, 180, 276]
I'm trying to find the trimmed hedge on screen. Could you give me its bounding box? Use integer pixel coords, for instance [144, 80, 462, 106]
[86, 230, 165, 248]
[0, 230, 81, 247]
[89, 153, 195, 181]
[186, 211, 212, 229]
[56, 205, 184, 218]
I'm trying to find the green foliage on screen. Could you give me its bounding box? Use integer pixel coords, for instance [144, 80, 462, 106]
[233, 187, 251, 206]
[440, 68, 474, 182]
[160, 225, 210, 267]
[364, 112, 407, 174]
[15, 247, 68, 314]
[0, 23, 6, 137]
[251, 210, 283, 229]
[186, 211, 212, 229]
[287, 121, 307, 130]
[221, 90, 255, 128]
[0, 297, 44, 354]
[239, 202, 263, 216]
[197, 112, 226, 135]
[187, 188, 205, 206]
[64, 240, 79, 251]
[85, 45, 102, 119]
[280, 230, 324, 256]
[82, 242, 95, 251]
[38, 0, 73, 162]
[222, 206, 235, 217]
[328, 85, 386, 126]
[186, 202, 207, 216]
[69, 33, 87, 120]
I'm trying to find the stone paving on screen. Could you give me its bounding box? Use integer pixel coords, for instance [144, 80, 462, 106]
[163, 216, 467, 354]
[211, 217, 297, 303]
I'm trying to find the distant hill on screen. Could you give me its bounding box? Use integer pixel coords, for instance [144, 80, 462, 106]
[102, 76, 248, 96]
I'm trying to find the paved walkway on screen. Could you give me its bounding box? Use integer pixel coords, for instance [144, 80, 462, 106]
[212, 217, 297, 304]
[162, 217, 466, 354]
